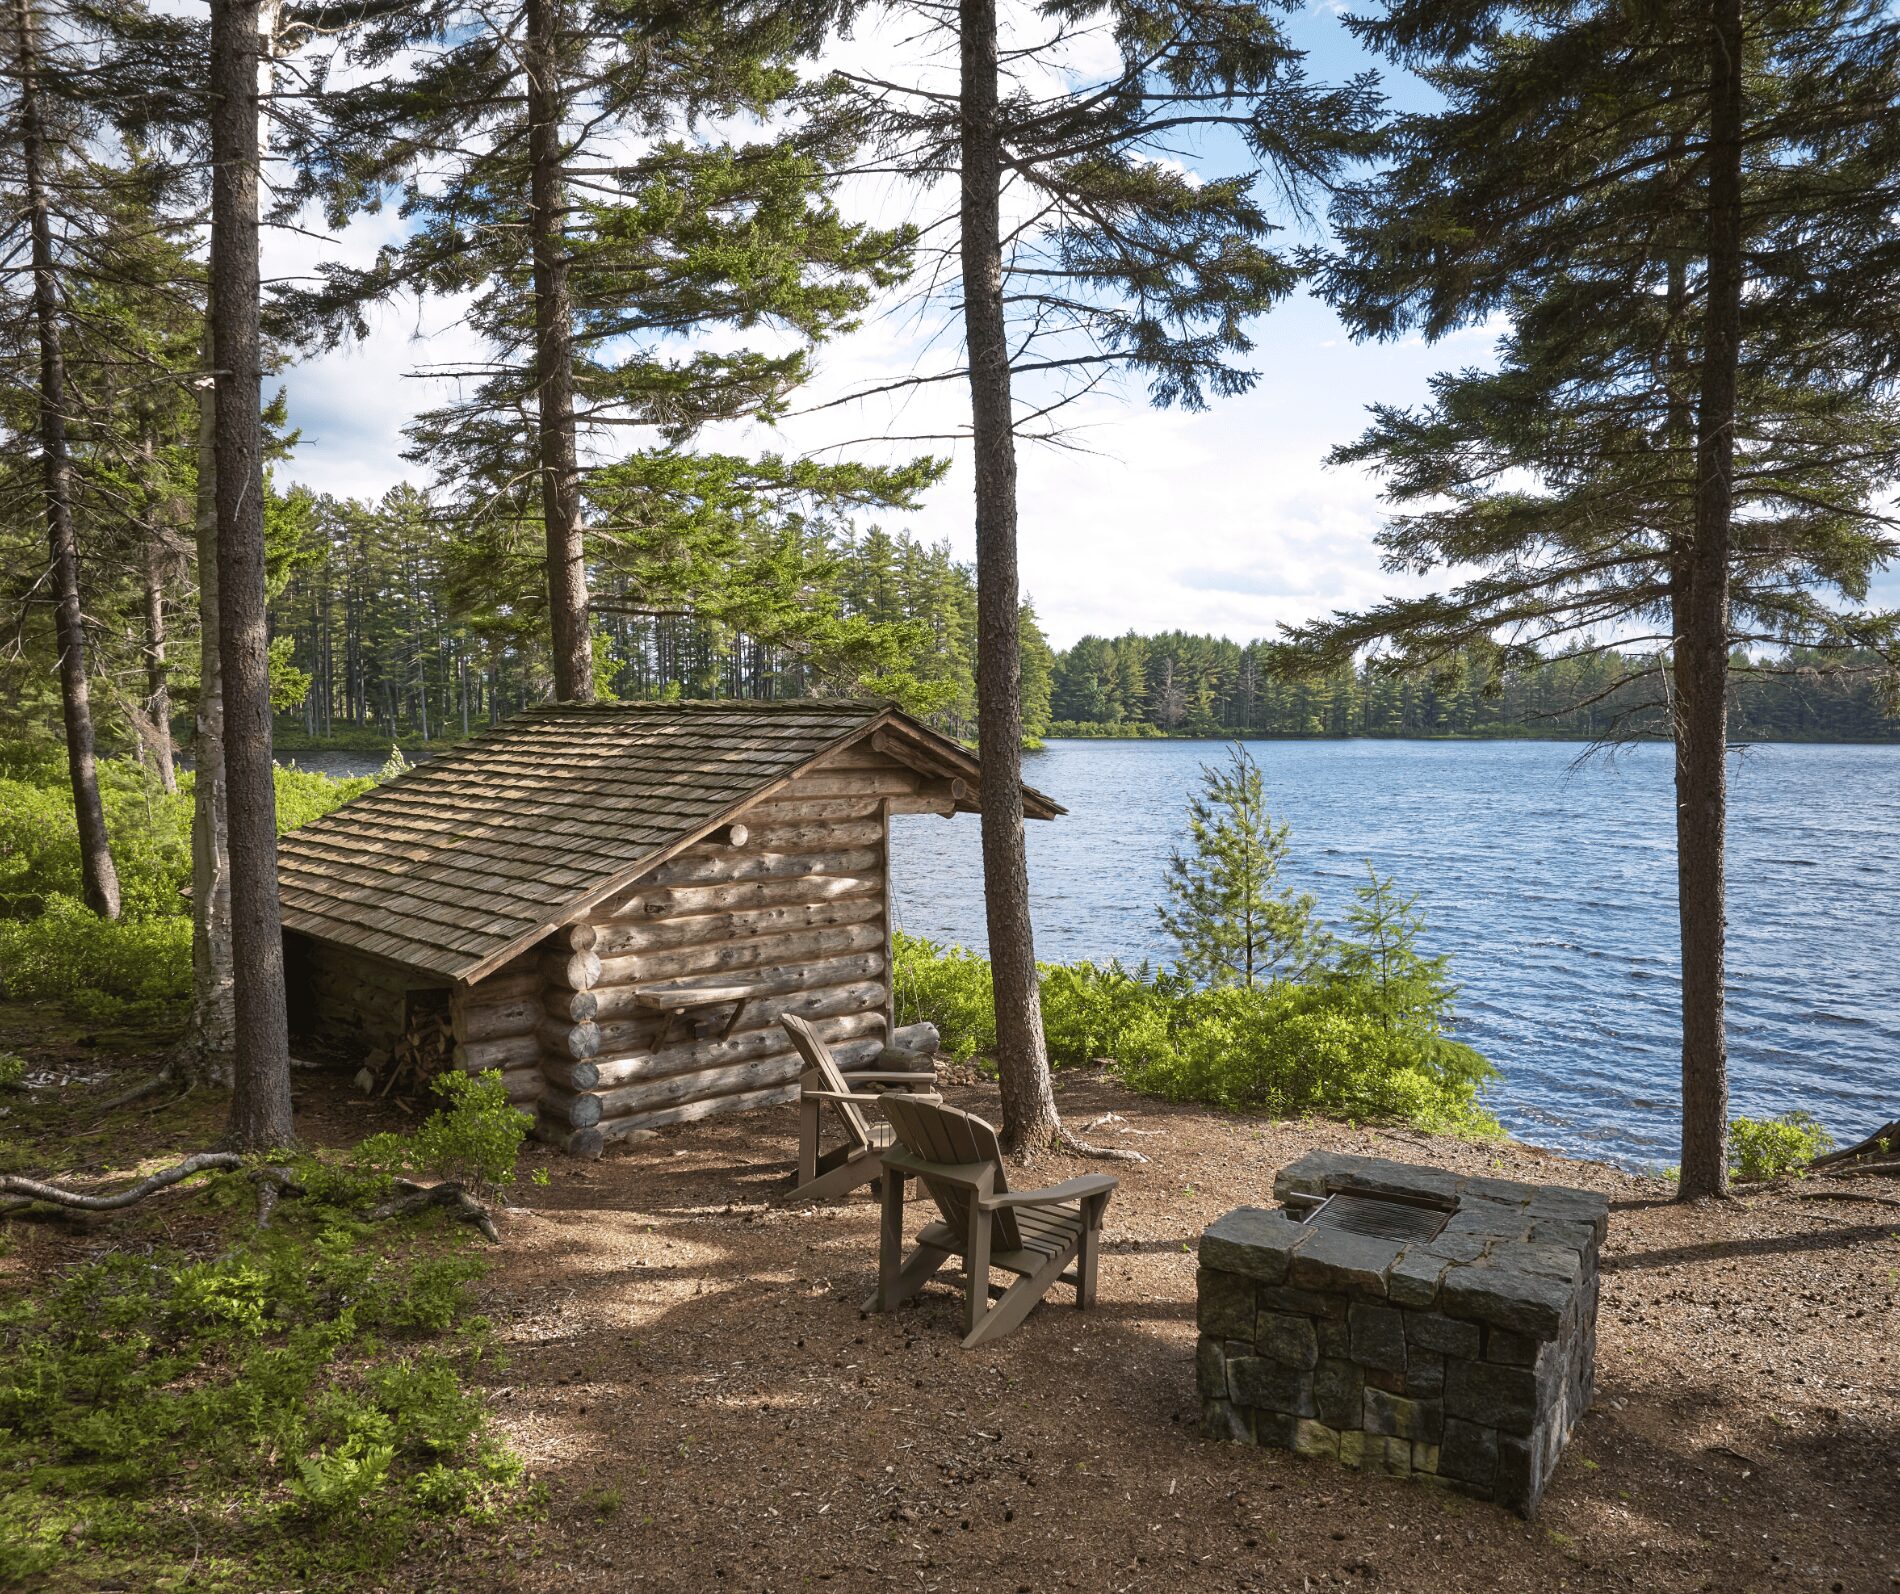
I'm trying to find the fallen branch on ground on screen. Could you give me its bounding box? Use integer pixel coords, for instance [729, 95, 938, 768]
[0, 1151, 242, 1215]
[368, 1178, 500, 1242]
[1789, 1189, 1900, 1211]
[1817, 1158, 1900, 1180]
[1808, 1118, 1898, 1170]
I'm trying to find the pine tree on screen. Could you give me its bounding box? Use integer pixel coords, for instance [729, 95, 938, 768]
[1159, 744, 1319, 989]
[283, 1, 915, 703]
[0, 0, 127, 918]
[846, 0, 1375, 1152]
[1284, 0, 1900, 1197]
[211, 0, 292, 1148]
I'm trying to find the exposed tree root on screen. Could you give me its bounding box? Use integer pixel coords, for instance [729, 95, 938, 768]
[93, 1062, 181, 1114]
[1056, 1128, 1147, 1164]
[249, 1165, 305, 1228]
[368, 1179, 500, 1242]
[1817, 1159, 1900, 1180]
[0, 1151, 242, 1216]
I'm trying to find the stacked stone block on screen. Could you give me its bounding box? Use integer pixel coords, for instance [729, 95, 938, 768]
[1196, 1151, 1608, 1516]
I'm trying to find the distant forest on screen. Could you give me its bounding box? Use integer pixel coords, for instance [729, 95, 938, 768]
[261, 487, 1897, 748]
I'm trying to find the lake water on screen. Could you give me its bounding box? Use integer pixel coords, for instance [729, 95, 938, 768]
[293, 738, 1900, 1169]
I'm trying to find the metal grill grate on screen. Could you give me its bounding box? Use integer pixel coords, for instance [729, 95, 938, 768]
[1306, 1190, 1450, 1244]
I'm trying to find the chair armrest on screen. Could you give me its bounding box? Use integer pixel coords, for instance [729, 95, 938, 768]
[842, 1071, 939, 1086]
[881, 1148, 994, 1187]
[803, 1089, 889, 1106]
[977, 1174, 1120, 1211]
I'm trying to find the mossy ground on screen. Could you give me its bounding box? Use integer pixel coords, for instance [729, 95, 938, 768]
[0, 1006, 540, 1593]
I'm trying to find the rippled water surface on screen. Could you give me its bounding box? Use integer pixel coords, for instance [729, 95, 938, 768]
[887, 739, 1900, 1168]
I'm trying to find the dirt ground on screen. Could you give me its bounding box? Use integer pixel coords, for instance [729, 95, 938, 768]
[6, 1029, 1897, 1594]
[454, 1070, 1899, 1594]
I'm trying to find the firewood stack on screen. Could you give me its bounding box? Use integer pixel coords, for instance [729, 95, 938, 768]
[359, 1004, 455, 1099]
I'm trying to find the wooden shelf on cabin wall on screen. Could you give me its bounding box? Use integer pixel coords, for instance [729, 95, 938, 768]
[631, 981, 754, 1051]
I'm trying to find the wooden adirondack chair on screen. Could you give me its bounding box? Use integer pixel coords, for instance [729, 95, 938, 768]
[869, 1095, 1118, 1349]
[782, 1013, 940, 1203]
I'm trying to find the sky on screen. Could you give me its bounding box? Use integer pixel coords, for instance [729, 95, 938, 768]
[260, 5, 1896, 654]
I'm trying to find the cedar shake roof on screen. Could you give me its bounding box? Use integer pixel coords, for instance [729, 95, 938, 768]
[276, 700, 1061, 984]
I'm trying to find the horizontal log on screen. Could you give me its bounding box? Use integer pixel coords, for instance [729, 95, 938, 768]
[451, 996, 541, 1045]
[596, 921, 886, 989]
[594, 1083, 801, 1144]
[596, 872, 881, 923]
[593, 977, 889, 1065]
[887, 1021, 941, 1058]
[560, 922, 597, 953]
[706, 822, 749, 847]
[762, 770, 918, 799]
[544, 1058, 601, 1092]
[544, 1008, 888, 1092]
[538, 1019, 602, 1060]
[535, 1119, 605, 1159]
[593, 951, 887, 1027]
[540, 1085, 605, 1129]
[542, 988, 599, 1024]
[590, 896, 884, 958]
[733, 795, 884, 824]
[887, 795, 956, 817]
[737, 818, 883, 853]
[464, 969, 543, 1002]
[496, 1063, 545, 1102]
[584, 1050, 807, 1119]
[541, 950, 602, 991]
[645, 845, 881, 890]
[453, 1032, 542, 1072]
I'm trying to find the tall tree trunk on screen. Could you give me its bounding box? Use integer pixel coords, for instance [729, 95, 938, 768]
[140, 440, 178, 795]
[1676, 0, 1743, 1201]
[142, 532, 177, 794]
[211, 0, 292, 1148]
[15, 0, 121, 920]
[187, 322, 235, 1080]
[959, 0, 1059, 1154]
[525, 0, 590, 703]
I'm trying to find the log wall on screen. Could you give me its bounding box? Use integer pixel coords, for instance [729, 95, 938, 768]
[288, 932, 440, 1063]
[449, 949, 549, 1112]
[526, 741, 940, 1156]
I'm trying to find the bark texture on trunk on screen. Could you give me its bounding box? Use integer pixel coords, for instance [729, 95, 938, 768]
[141, 447, 177, 795]
[525, 0, 591, 704]
[188, 322, 235, 1081]
[210, 0, 292, 1147]
[16, 0, 121, 920]
[1675, 0, 1743, 1201]
[959, 0, 1059, 1155]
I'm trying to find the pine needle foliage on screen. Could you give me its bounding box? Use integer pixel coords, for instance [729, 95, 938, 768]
[1157, 743, 1320, 989]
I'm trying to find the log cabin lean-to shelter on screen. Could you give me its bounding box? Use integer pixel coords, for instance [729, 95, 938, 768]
[276, 701, 1062, 1157]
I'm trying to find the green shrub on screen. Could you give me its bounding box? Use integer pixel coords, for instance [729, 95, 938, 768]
[894, 931, 998, 1062]
[355, 1069, 527, 1197]
[893, 931, 1499, 1137]
[0, 895, 193, 1023]
[1728, 1111, 1834, 1181]
[0, 1050, 24, 1089]
[0, 744, 372, 1024]
[1111, 980, 1498, 1135]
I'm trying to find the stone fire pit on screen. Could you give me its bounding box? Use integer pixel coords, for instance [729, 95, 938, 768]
[1195, 1151, 1609, 1515]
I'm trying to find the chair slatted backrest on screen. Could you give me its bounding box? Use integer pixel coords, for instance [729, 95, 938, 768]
[780, 1014, 872, 1151]
[879, 1096, 1023, 1253]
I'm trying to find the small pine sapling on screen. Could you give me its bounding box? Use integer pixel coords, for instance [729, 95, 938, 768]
[1158, 744, 1321, 989]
